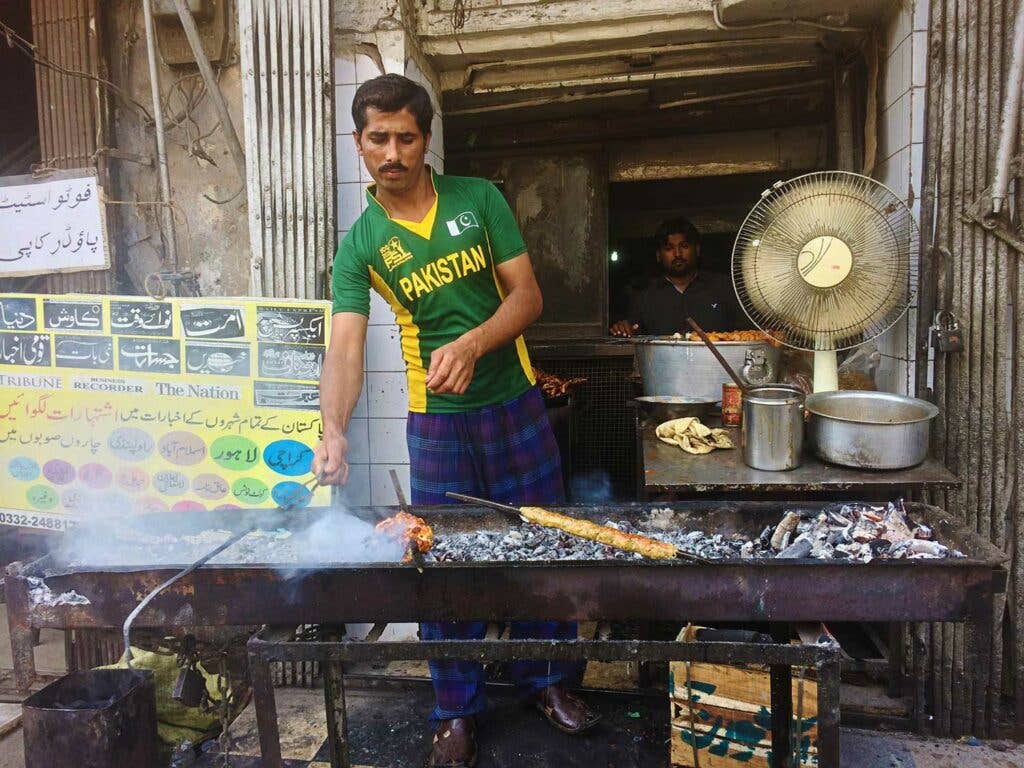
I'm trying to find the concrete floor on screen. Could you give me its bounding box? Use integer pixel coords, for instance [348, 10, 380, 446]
[0, 613, 1020, 767]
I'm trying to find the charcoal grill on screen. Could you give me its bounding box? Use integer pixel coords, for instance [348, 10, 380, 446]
[4, 500, 1007, 755]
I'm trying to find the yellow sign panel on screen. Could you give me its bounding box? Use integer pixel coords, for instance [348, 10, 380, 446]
[0, 294, 330, 528]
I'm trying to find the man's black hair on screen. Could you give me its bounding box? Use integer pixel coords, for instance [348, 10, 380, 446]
[655, 216, 701, 247]
[351, 74, 434, 138]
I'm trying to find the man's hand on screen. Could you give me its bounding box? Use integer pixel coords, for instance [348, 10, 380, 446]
[425, 333, 480, 395]
[610, 320, 640, 338]
[312, 433, 350, 486]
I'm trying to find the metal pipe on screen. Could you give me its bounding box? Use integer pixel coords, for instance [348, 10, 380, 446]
[991, 0, 1024, 215]
[140, 0, 178, 268]
[172, 0, 247, 179]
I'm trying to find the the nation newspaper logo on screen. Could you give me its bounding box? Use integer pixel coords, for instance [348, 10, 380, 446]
[446, 211, 480, 237]
[380, 236, 414, 271]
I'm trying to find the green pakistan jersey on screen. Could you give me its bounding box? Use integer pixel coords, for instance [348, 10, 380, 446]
[331, 168, 536, 413]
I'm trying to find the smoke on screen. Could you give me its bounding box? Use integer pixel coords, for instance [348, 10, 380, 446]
[569, 470, 613, 503]
[54, 497, 406, 569]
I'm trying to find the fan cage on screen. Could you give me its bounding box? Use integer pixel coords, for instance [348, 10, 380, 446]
[732, 171, 919, 353]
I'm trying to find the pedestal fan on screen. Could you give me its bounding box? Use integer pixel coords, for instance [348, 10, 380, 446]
[732, 171, 919, 391]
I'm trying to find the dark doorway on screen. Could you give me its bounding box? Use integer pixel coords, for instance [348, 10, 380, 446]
[0, 0, 41, 174]
[607, 171, 814, 324]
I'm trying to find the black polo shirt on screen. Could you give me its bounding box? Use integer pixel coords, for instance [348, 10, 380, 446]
[623, 271, 748, 335]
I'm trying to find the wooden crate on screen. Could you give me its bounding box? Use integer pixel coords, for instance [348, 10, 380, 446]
[669, 625, 820, 768]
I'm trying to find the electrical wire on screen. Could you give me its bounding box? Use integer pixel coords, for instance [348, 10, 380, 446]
[0, 17, 154, 123]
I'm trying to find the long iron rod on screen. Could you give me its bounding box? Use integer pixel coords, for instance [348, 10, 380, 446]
[992, 0, 1024, 215]
[140, 0, 178, 268]
[124, 475, 321, 662]
[172, 0, 247, 179]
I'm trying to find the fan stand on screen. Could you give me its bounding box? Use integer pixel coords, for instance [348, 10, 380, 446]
[800, 235, 850, 393]
[814, 351, 839, 392]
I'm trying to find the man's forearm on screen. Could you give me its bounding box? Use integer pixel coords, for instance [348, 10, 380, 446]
[319, 347, 364, 438]
[463, 284, 542, 358]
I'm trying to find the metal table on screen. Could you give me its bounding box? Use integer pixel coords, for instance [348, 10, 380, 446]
[636, 420, 960, 499]
[247, 629, 843, 768]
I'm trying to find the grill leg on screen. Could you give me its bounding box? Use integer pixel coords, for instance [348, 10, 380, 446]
[770, 624, 793, 768]
[324, 660, 350, 768]
[250, 650, 283, 768]
[815, 657, 842, 768]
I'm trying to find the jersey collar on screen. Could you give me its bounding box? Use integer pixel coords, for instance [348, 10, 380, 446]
[365, 165, 438, 221]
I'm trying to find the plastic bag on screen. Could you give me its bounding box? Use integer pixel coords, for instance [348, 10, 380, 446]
[838, 344, 880, 391]
[779, 348, 814, 395]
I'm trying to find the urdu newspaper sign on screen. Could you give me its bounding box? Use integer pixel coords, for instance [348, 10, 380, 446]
[0, 294, 331, 530]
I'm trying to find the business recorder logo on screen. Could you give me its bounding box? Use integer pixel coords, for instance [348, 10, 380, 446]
[70, 375, 149, 395]
[446, 211, 480, 237]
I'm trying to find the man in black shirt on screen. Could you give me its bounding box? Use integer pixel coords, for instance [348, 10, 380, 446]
[610, 216, 747, 337]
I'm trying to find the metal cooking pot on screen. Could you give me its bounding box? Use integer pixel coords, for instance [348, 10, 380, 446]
[634, 395, 714, 424]
[741, 385, 805, 471]
[805, 390, 939, 469]
[634, 337, 779, 401]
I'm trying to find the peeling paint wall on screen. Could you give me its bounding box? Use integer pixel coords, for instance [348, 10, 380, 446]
[101, 0, 249, 296]
[454, 152, 608, 338]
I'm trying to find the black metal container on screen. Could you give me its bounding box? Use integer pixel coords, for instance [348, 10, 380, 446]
[22, 668, 157, 768]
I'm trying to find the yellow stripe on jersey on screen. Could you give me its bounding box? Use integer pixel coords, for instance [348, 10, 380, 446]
[392, 195, 438, 241]
[484, 232, 536, 386]
[368, 266, 428, 412]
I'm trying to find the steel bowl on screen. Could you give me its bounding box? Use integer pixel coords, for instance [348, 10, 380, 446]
[634, 395, 714, 424]
[804, 390, 939, 469]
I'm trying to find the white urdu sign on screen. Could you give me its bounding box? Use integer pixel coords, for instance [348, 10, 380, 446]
[0, 172, 109, 278]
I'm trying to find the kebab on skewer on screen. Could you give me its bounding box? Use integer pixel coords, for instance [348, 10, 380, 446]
[446, 492, 707, 563]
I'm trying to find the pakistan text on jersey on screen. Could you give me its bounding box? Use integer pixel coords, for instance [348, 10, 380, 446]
[397, 245, 487, 302]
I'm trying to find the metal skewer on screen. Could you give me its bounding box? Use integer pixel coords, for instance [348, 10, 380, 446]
[390, 469, 425, 572]
[123, 474, 323, 663]
[445, 491, 711, 564]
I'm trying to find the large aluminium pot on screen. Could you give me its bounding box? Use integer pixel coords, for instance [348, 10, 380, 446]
[634, 337, 780, 401]
[804, 390, 939, 469]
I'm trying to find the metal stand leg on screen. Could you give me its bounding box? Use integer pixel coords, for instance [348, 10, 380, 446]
[887, 623, 904, 698]
[970, 597, 993, 738]
[770, 624, 793, 768]
[324, 660, 350, 768]
[249, 650, 283, 768]
[815, 658, 842, 768]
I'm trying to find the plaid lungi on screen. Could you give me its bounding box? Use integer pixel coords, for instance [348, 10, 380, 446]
[408, 385, 577, 720]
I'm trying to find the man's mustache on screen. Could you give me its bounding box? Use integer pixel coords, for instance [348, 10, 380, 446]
[379, 163, 408, 173]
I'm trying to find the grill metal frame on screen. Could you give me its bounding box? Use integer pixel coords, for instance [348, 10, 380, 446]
[4, 500, 1007, 741]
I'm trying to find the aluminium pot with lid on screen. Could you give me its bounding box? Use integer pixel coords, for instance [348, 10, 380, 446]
[634, 336, 780, 401]
[741, 384, 805, 472]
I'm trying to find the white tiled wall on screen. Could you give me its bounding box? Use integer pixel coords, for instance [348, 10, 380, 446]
[332, 37, 444, 506]
[873, 0, 928, 395]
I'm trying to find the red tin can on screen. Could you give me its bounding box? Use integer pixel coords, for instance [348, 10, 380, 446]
[722, 383, 742, 426]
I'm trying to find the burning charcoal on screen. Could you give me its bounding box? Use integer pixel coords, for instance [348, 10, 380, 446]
[771, 512, 800, 551]
[759, 526, 773, 546]
[882, 508, 914, 543]
[869, 539, 892, 556]
[850, 520, 881, 543]
[913, 524, 933, 540]
[776, 538, 813, 559]
[907, 539, 950, 558]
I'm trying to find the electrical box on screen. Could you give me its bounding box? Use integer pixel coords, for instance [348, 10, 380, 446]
[153, 0, 211, 19]
[153, 0, 229, 67]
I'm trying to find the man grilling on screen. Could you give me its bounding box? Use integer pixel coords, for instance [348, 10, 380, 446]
[610, 216, 746, 337]
[312, 74, 599, 767]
